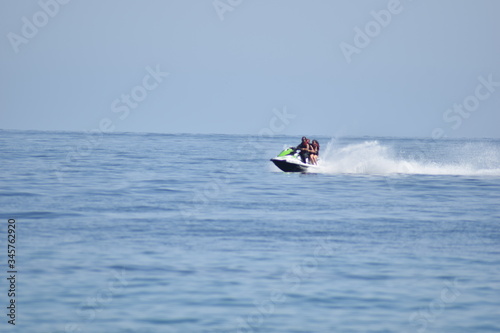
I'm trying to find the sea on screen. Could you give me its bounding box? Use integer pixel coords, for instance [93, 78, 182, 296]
[0, 129, 499, 333]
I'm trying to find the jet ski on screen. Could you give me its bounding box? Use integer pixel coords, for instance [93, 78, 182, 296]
[270, 147, 318, 172]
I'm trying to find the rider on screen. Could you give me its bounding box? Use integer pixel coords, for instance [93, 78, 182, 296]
[295, 136, 311, 163]
[309, 140, 320, 165]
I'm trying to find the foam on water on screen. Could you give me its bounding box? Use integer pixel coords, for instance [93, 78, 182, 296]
[317, 140, 500, 176]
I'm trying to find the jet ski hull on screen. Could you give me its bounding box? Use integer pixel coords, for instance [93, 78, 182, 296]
[270, 156, 312, 173]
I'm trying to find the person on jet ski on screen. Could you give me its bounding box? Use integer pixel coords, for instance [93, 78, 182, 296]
[309, 140, 320, 165]
[295, 136, 311, 164]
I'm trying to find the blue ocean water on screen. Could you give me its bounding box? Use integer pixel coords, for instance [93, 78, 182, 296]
[0, 130, 499, 333]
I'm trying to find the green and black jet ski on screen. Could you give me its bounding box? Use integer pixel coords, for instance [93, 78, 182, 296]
[270, 147, 319, 172]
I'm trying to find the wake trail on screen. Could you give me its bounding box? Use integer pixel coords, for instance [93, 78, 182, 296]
[315, 140, 500, 176]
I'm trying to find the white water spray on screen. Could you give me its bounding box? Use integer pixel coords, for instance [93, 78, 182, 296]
[316, 140, 500, 176]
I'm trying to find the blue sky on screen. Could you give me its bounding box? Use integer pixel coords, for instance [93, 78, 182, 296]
[1, 0, 499, 138]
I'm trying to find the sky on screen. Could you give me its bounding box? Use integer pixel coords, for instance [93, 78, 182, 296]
[0, 0, 499, 138]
